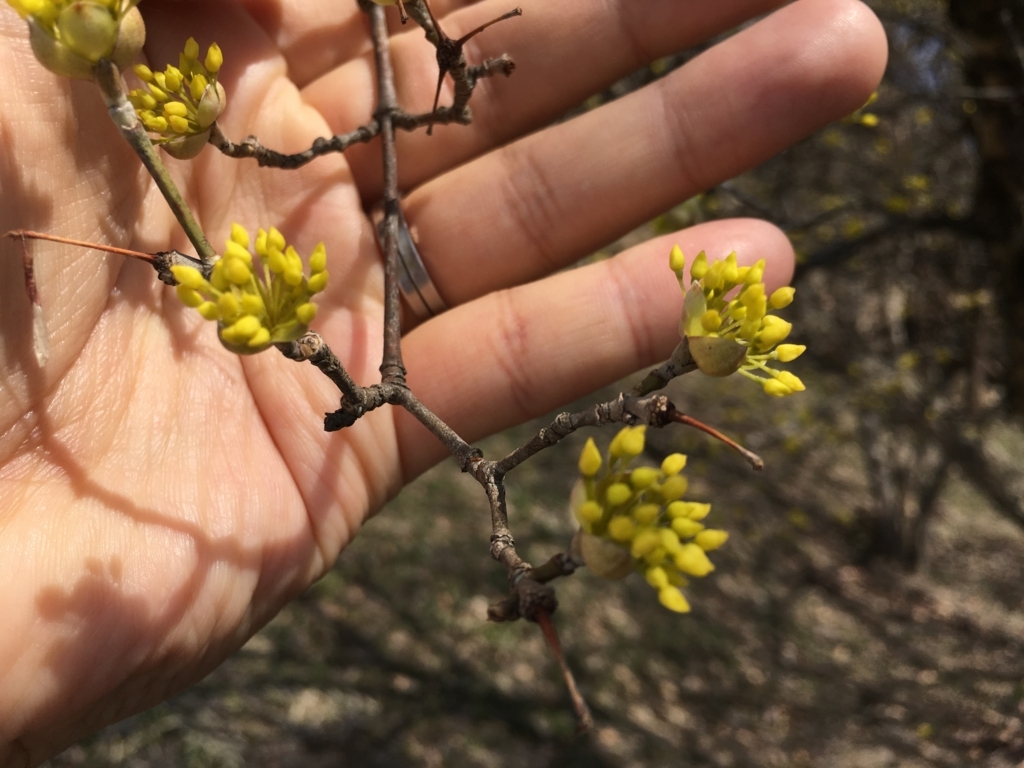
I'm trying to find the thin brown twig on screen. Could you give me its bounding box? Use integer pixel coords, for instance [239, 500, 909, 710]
[208, 122, 381, 169]
[672, 412, 765, 471]
[5, 229, 205, 285]
[367, 1, 407, 384]
[6, 229, 157, 263]
[535, 610, 594, 734]
[419, 1, 522, 134]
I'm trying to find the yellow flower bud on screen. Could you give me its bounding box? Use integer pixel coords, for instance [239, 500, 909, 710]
[190, 72, 208, 101]
[658, 474, 689, 502]
[694, 529, 729, 551]
[631, 528, 662, 558]
[669, 244, 685, 274]
[575, 500, 603, 524]
[671, 517, 705, 539]
[143, 114, 169, 132]
[690, 250, 707, 280]
[267, 248, 287, 274]
[764, 379, 792, 397]
[700, 309, 722, 333]
[134, 64, 154, 81]
[658, 527, 682, 554]
[722, 252, 739, 285]
[183, 36, 199, 61]
[757, 315, 793, 349]
[739, 318, 762, 341]
[661, 453, 687, 476]
[606, 516, 636, 542]
[205, 42, 223, 73]
[619, 426, 646, 457]
[217, 292, 240, 319]
[629, 467, 659, 489]
[744, 259, 765, 285]
[247, 327, 271, 348]
[197, 301, 220, 321]
[632, 504, 660, 526]
[224, 257, 251, 285]
[167, 115, 190, 134]
[308, 272, 329, 294]
[309, 243, 327, 273]
[175, 285, 204, 308]
[268, 227, 286, 252]
[674, 543, 715, 577]
[776, 371, 805, 393]
[162, 101, 188, 118]
[775, 344, 806, 363]
[578, 437, 602, 477]
[224, 240, 252, 265]
[669, 501, 710, 521]
[658, 586, 691, 613]
[171, 264, 205, 290]
[769, 286, 796, 309]
[605, 483, 632, 507]
[664, 566, 688, 588]
[222, 315, 261, 343]
[643, 546, 668, 567]
[295, 302, 318, 324]
[740, 283, 765, 308]
[703, 260, 724, 291]
[645, 566, 669, 590]
[163, 66, 183, 93]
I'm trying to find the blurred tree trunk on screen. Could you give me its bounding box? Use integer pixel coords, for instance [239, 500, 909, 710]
[949, 0, 1024, 412]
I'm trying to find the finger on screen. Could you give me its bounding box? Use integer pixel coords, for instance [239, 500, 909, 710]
[392, 0, 886, 311]
[234, 0, 477, 89]
[394, 218, 795, 481]
[302, 0, 791, 198]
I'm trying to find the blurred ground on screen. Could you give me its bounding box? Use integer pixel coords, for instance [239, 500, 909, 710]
[42, 393, 1024, 768]
[43, 0, 1024, 766]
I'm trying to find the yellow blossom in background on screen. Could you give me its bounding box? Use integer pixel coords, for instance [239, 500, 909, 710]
[6, 0, 145, 79]
[171, 224, 328, 354]
[570, 426, 728, 614]
[670, 246, 807, 397]
[129, 37, 226, 159]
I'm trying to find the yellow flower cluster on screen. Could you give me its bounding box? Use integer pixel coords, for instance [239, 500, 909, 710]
[129, 37, 225, 159]
[671, 245, 807, 397]
[571, 426, 728, 614]
[6, 0, 145, 80]
[171, 224, 328, 354]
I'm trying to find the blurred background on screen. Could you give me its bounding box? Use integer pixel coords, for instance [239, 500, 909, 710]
[46, 0, 1024, 765]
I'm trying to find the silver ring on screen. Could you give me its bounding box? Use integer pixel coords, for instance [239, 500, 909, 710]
[371, 202, 448, 321]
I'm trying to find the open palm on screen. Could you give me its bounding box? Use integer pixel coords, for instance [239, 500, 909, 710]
[0, 0, 886, 763]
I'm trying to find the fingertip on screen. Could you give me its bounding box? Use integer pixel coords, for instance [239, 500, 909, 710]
[789, 0, 889, 119]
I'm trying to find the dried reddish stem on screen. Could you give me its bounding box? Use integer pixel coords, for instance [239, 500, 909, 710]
[535, 610, 594, 734]
[5, 229, 157, 264]
[672, 411, 764, 471]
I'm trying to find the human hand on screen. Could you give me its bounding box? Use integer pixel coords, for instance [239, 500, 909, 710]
[0, 0, 886, 763]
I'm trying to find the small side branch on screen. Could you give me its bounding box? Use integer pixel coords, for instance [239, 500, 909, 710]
[208, 122, 381, 169]
[497, 393, 676, 474]
[671, 412, 764, 471]
[278, 332, 364, 405]
[6, 229, 205, 286]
